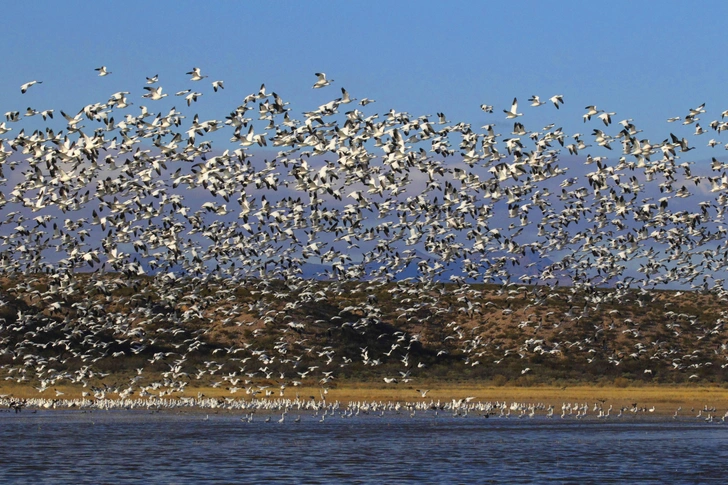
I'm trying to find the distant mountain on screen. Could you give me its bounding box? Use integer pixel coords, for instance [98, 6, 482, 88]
[297, 249, 569, 285]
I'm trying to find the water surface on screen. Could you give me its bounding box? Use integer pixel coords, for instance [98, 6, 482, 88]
[1, 410, 726, 484]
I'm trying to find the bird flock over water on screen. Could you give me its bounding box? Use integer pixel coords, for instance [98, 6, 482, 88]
[2, 68, 728, 409]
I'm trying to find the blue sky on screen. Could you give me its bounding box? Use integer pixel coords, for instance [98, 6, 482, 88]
[4, 0, 728, 153]
[2, 1, 728, 288]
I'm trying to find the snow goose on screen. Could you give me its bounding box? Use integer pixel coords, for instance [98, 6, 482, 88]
[313, 72, 333, 89]
[142, 86, 167, 100]
[549, 94, 564, 109]
[503, 98, 522, 119]
[187, 67, 208, 81]
[528, 95, 545, 107]
[21, 80, 42, 93]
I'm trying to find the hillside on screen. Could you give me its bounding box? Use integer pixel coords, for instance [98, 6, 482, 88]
[1, 272, 727, 400]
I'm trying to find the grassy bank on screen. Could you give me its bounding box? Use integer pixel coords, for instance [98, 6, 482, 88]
[4, 381, 728, 417]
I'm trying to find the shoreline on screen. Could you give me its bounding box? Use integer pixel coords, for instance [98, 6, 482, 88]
[3, 383, 728, 418]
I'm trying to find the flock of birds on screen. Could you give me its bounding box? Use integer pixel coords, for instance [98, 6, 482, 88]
[2, 67, 728, 411]
[3, 394, 728, 425]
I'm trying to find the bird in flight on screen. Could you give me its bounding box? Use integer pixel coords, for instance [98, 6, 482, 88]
[142, 86, 168, 100]
[549, 95, 564, 109]
[187, 67, 208, 81]
[504, 98, 522, 119]
[313, 72, 333, 89]
[528, 95, 546, 107]
[20, 80, 42, 94]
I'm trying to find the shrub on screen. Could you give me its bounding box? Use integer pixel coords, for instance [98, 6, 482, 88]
[491, 374, 508, 387]
[613, 377, 630, 388]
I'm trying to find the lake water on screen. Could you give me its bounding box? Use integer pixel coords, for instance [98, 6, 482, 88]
[1, 410, 727, 484]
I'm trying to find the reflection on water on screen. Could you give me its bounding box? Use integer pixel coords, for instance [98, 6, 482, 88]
[1, 411, 726, 484]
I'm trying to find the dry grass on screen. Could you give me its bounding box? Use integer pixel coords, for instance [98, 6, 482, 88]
[4, 381, 728, 417]
[317, 384, 728, 416]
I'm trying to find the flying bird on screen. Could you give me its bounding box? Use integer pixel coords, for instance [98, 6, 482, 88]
[313, 72, 333, 89]
[504, 98, 522, 119]
[142, 86, 168, 100]
[528, 95, 546, 107]
[20, 80, 42, 93]
[187, 67, 208, 81]
[549, 94, 564, 109]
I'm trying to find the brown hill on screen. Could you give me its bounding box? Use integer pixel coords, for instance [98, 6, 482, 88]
[0, 273, 726, 395]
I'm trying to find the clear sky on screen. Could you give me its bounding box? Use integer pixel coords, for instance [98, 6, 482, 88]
[4, 0, 728, 158]
[2, 0, 728, 289]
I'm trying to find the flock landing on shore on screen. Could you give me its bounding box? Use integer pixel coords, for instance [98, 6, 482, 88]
[3, 394, 728, 425]
[2, 68, 728, 402]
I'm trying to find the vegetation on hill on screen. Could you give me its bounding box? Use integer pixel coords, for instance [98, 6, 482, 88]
[1, 272, 727, 400]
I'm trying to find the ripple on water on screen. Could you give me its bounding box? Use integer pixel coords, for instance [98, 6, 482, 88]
[0, 412, 727, 484]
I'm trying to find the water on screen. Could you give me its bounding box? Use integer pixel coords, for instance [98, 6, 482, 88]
[1, 410, 727, 484]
